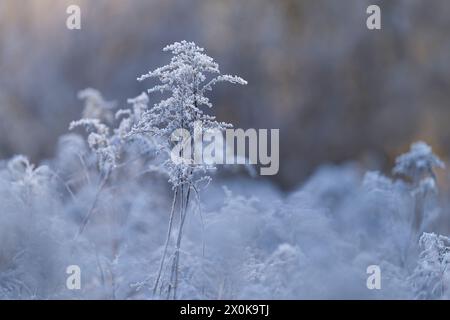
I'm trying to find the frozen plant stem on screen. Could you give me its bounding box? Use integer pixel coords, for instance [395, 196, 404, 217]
[153, 187, 178, 295]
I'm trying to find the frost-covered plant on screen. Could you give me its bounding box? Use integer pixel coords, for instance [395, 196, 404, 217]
[69, 118, 117, 235]
[66, 88, 156, 299]
[131, 41, 247, 187]
[393, 142, 445, 234]
[7, 155, 53, 203]
[361, 172, 412, 263]
[69, 89, 124, 235]
[77, 88, 116, 124]
[115, 93, 149, 140]
[114, 92, 156, 158]
[393, 142, 445, 184]
[0, 154, 74, 299]
[411, 232, 450, 299]
[129, 41, 246, 299]
[70, 88, 153, 231]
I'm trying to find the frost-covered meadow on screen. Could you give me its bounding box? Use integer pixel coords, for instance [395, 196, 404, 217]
[1, 39, 450, 300]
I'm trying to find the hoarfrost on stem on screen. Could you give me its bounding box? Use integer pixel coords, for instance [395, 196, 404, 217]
[130, 40, 247, 188]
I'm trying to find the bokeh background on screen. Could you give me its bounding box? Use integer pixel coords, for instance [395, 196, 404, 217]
[1, 0, 450, 190]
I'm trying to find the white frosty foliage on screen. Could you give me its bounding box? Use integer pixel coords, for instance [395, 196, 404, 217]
[1, 42, 450, 300]
[392, 142, 444, 235]
[128, 41, 247, 299]
[7, 155, 53, 198]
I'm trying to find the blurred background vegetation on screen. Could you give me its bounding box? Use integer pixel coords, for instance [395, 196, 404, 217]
[1, 0, 450, 190]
